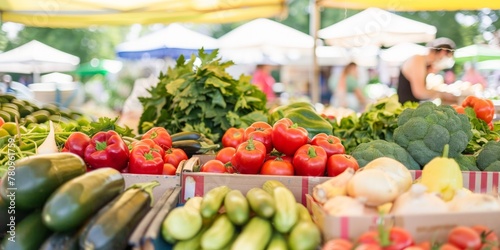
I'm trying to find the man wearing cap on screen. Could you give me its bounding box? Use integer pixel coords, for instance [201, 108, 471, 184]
[397, 37, 458, 104]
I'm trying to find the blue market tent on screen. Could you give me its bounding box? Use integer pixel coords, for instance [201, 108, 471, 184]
[116, 24, 218, 60]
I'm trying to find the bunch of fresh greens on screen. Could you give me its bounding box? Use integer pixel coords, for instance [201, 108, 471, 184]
[462, 107, 500, 155]
[332, 95, 418, 153]
[138, 49, 268, 143]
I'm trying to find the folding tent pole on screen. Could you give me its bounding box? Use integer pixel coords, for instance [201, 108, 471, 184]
[309, 0, 321, 104]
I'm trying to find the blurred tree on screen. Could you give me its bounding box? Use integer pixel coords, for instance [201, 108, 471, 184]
[4, 26, 129, 63]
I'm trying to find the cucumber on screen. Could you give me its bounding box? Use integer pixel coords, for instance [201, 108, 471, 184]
[230, 217, 272, 250]
[246, 188, 275, 218]
[173, 226, 207, 250]
[32, 110, 51, 123]
[224, 189, 250, 226]
[1, 210, 52, 250]
[272, 186, 298, 233]
[201, 214, 235, 250]
[0, 94, 15, 102]
[1, 103, 18, 111]
[171, 131, 204, 142]
[42, 168, 125, 232]
[266, 231, 288, 250]
[0, 110, 10, 122]
[0, 153, 86, 211]
[296, 203, 312, 222]
[200, 186, 231, 219]
[162, 206, 203, 241]
[79, 181, 157, 250]
[288, 221, 321, 250]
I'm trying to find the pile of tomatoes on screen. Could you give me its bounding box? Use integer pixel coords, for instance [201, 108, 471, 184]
[199, 118, 360, 177]
[322, 225, 498, 250]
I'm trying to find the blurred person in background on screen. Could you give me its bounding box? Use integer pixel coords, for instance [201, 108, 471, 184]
[397, 37, 458, 104]
[462, 62, 487, 88]
[252, 64, 276, 104]
[0, 74, 15, 94]
[119, 67, 158, 132]
[329, 62, 367, 112]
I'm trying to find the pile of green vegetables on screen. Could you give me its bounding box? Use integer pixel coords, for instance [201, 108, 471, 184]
[138, 49, 268, 143]
[331, 95, 419, 153]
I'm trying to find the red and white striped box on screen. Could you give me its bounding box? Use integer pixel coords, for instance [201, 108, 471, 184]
[410, 170, 500, 193]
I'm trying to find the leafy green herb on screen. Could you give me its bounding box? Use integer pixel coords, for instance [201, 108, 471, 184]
[79, 117, 134, 137]
[463, 107, 500, 155]
[331, 95, 418, 153]
[138, 49, 268, 143]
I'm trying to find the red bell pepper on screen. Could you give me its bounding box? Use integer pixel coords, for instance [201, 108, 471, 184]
[310, 133, 345, 157]
[142, 127, 172, 151]
[461, 96, 495, 124]
[292, 144, 327, 176]
[62, 132, 91, 159]
[230, 137, 266, 174]
[272, 118, 309, 156]
[131, 139, 165, 156]
[244, 121, 273, 153]
[129, 144, 164, 174]
[222, 127, 246, 148]
[84, 130, 129, 171]
[163, 148, 188, 168]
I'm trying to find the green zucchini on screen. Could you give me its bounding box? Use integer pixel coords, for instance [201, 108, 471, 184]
[246, 188, 275, 219]
[172, 140, 219, 158]
[0, 153, 86, 211]
[296, 203, 312, 222]
[266, 231, 288, 250]
[40, 230, 82, 250]
[42, 168, 125, 232]
[79, 181, 158, 250]
[201, 214, 235, 250]
[1, 210, 52, 250]
[224, 190, 250, 226]
[162, 206, 203, 241]
[230, 217, 272, 250]
[288, 221, 322, 250]
[200, 186, 231, 219]
[0, 195, 29, 236]
[171, 131, 204, 142]
[272, 186, 298, 233]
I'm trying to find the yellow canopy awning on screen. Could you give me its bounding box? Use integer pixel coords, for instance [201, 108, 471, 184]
[317, 0, 500, 11]
[0, 0, 287, 28]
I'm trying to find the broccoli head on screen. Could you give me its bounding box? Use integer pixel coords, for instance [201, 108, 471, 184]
[393, 102, 472, 166]
[351, 140, 420, 170]
[454, 154, 479, 171]
[476, 141, 500, 171]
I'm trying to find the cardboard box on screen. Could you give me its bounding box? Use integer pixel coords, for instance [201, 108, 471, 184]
[122, 174, 181, 205]
[306, 194, 500, 243]
[180, 156, 330, 205]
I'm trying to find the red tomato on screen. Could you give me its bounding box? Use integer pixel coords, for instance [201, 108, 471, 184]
[311, 133, 345, 157]
[439, 244, 461, 250]
[142, 127, 172, 151]
[322, 238, 353, 250]
[222, 127, 246, 148]
[164, 148, 188, 168]
[292, 144, 327, 176]
[216, 147, 236, 164]
[326, 154, 359, 177]
[61, 132, 91, 159]
[471, 225, 498, 249]
[163, 163, 177, 175]
[416, 241, 432, 250]
[244, 121, 273, 153]
[132, 139, 165, 156]
[200, 159, 227, 173]
[0, 117, 4, 127]
[231, 138, 266, 174]
[272, 118, 309, 156]
[448, 226, 481, 250]
[358, 227, 413, 250]
[404, 247, 425, 250]
[260, 157, 294, 176]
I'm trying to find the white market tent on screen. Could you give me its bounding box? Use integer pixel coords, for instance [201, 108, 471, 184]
[0, 40, 80, 82]
[318, 7, 437, 48]
[217, 18, 376, 66]
[115, 24, 219, 60]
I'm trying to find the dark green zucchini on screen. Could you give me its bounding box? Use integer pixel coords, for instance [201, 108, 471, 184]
[40, 230, 80, 250]
[79, 181, 159, 250]
[171, 131, 204, 142]
[0, 153, 86, 211]
[0, 195, 29, 236]
[0, 210, 52, 250]
[172, 140, 219, 158]
[42, 168, 125, 232]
